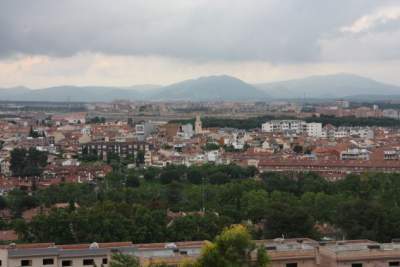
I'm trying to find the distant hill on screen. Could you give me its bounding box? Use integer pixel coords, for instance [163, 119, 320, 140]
[154, 75, 268, 101]
[0, 76, 266, 102]
[2, 73, 400, 102]
[0, 85, 161, 102]
[255, 73, 400, 99]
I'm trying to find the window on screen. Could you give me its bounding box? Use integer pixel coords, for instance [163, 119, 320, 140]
[352, 264, 363, 267]
[102, 258, 108, 265]
[0, 260, 2, 266]
[21, 260, 32, 266]
[43, 258, 54, 265]
[62, 260, 72, 267]
[83, 259, 95, 266]
[390, 262, 400, 267]
[286, 264, 298, 267]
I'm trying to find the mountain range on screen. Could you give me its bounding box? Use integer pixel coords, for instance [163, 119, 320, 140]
[1, 74, 400, 102]
[255, 73, 400, 99]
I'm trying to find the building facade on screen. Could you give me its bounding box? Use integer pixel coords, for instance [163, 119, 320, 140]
[1, 239, 400, 267]
[79, 141, 146, 160]
[262, 120, 323, 138]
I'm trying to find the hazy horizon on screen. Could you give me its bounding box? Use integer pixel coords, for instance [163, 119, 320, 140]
[2, 72, 400, 90]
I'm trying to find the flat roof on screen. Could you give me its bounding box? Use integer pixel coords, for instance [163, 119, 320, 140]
[320, 240, 400, 253]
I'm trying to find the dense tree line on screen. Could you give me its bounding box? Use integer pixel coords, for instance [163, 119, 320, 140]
[88, 116, 106, 124]
[171, 115, 400, 130]
[1, 164, 400, 244]
[170, 116, 285, 130]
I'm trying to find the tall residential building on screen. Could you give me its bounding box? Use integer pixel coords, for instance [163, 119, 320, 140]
[135, 121, 156, 141]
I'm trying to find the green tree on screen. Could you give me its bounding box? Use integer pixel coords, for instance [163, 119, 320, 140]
[335, 199, 387, 241]
[241, 190, 269, 223]
[196, 225, 270, 267]
[160, 166, 184, 184]
[203, 143, 220, 151]
[167, 213, 231, 242]
[263, 201, 316, 239]
[0, 196, 7, 210]
[7, 189, 39, 216]
[144, 167, 160, 181]
[126, 173, 140, 188]
[209, 172, 230, 185]
[10, 147, 48, 177]
[109, 253, 140, 267]
[187, 168, 204, 185]
[136, 150, 145, 166]
[166, 181, 184, 207]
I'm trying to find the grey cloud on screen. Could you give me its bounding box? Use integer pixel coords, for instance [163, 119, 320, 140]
[320, 3, 400, 62]
[0, 0, 395, 62]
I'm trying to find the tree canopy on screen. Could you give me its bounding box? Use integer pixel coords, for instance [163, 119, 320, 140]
[109, 253, 140, 267]
[10, 148, 48, 177]
[2, 163, 400, 244]
[195, 225, 270, 267]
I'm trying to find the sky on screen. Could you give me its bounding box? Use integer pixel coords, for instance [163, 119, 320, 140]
[1, 0, 400, 88]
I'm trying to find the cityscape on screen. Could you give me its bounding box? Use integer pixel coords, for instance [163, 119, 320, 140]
[2, 1, 400, 267]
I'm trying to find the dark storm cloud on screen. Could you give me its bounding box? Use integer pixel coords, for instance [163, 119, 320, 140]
[0, 0, 397, 62]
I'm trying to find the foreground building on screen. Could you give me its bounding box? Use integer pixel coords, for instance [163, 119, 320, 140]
[1, 239, 400, 267]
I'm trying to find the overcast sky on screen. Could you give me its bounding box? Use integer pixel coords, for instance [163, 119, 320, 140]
[1, 0, 400, 88]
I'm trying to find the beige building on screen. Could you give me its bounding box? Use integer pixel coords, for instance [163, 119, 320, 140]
[320, 240, 400, 267]
[1, 239, 400, 267]
[0, 242, 132, 267]
[257, 238, 320, 267]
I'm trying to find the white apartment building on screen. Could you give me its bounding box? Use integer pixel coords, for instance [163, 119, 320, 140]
[349, 128, 374, 139]
[323, 127, 374, 140]
[177, 124, 194, 140]
[306, 123, 323, 137]
[333, 129, 348, 139]
[262, 120, 304, 133]
[262, 120, 323, 137]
